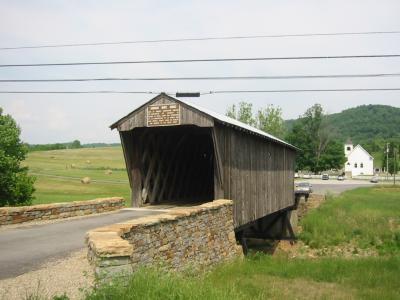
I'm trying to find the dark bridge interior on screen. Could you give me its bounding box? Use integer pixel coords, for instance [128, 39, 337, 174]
[131, 126, 215, 205]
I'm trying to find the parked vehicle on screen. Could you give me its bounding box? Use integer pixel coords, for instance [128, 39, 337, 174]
[302, 174, 312, 179]
[370, 176, 379, 183]
[337, 175, 345, 181]
[294, 173, 299, 178]
[321, 174, 329, 180]
[295, 182, 313, 193]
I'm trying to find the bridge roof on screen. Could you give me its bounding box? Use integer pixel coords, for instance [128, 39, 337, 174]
[110, 93, 297, 150]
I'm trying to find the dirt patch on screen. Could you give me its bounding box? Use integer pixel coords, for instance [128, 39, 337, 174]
[297, 194, 325, 223]
[273, 240, 379, 259]
[0, 250, 94, 300]
[249, 274, 356, 299]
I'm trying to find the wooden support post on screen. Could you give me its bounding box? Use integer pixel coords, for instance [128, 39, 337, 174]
[236, 230, 248, 255]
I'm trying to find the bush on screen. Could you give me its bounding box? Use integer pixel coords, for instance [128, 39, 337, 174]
[0, 107, 35, 206]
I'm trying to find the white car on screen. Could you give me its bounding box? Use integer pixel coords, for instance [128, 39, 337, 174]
[302, 174, 312, 179]
[370, 177, 379, 183]
[337, 175, 345, 181]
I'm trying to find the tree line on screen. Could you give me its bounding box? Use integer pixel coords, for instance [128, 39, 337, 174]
[27, 140, 82, 151]
[26, 141, 121, 151]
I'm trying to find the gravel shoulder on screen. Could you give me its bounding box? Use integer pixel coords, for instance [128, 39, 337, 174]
[0, 250, 93, 300]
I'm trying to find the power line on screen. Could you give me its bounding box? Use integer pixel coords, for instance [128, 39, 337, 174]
[200, 88, 400, 94]
[1, 88, 400, 94]
[2, 73, 400, 82]
[1, 54, 400, 68]
[1, 30, 400, 50]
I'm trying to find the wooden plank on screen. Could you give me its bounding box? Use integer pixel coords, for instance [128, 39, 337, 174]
[211, 128, 224, 189]
[131, 133, 143, 207]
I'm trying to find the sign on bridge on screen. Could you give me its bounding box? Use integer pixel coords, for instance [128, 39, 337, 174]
[147, 104, 180, 127]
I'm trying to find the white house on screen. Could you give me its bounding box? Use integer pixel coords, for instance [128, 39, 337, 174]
[344, 140, 374, 176]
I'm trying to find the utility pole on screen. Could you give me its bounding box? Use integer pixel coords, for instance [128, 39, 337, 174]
[386, 143, 389, 181]
[394, 146, 397, 185]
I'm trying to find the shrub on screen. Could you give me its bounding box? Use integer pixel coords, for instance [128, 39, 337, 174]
[0, 107, 35, 206]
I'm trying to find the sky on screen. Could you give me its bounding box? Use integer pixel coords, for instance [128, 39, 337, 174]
[0, 0, 400, 144]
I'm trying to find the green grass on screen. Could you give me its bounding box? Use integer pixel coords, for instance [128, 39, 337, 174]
[85, 187, 400, 300]
[23, 147, 130, 204]
[300, 186, 400, 254]
[85, 256, 400, 300]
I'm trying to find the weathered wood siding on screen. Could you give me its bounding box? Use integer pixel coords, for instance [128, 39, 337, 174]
[115, 94, 296, 228]
[117, 95, 213, 131]
[213, 123, 295, 228]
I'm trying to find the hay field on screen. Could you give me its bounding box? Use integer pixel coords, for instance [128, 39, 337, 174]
[24, 147, 130, 205]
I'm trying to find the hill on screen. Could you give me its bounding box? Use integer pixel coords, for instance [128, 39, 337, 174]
[326, 105, 400, 143]
[286, 104, 400, 144]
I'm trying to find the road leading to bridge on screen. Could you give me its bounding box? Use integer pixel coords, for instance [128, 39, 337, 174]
[306, 179, 374, 195]
[0, 209, 161, 280]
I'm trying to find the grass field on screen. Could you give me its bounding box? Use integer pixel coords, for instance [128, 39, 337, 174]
[24, 147, 130, 204]
[85, 186, 400, 300]
[300, 187, 400, 255]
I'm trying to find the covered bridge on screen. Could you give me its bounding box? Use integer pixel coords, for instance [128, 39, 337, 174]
[111, 93, 297, 230]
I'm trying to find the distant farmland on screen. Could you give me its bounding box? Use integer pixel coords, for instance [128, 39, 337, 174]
[24, 147, 130, 205]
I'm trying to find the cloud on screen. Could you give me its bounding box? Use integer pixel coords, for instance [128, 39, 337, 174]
[3, 100, 38, 122]
[46, 107, 69, 130]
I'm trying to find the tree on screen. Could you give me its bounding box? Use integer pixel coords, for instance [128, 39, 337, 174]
[286, 104, 345, 173]
[226, 102, 285, 138]
[0, 108, 35, 206]
[70, 140, 82, 149]
[256, 105, 285, 139]
[382, 143, 400, 175]
[226, 102, 256, 126]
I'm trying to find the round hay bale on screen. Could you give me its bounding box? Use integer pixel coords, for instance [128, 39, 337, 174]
[81, 177, 91, 184]
[86, 160, 91, 164]
[105, 169, 113, 175]
[71, 163, 76, 169]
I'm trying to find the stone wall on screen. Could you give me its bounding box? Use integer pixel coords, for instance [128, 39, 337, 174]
[86, 199, 243, 279]
[0, 197, 124, 226]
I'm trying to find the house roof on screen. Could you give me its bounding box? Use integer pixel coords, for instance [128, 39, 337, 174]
[110, 93, 297, 150]
[347, 144, 374, 159]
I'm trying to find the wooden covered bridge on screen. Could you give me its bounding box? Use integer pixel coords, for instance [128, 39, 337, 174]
[111, 93, 297, 241]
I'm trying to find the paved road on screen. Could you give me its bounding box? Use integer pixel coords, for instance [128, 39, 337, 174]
[0, 209, 161, 280]
[303, 179, 374, 195]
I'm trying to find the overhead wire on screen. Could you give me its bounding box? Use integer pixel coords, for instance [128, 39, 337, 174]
[1, 88, 400, 94]
[1, 30, 400, 50]
[1, 54, 400, 68]
[2, 72, 400, 82]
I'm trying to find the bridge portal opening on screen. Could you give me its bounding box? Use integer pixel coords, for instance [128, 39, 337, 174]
[130, 126, 215, 205]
